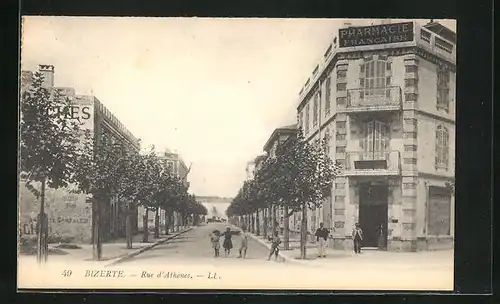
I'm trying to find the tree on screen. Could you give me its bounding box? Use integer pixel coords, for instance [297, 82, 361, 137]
[20, 71, 84, 263]
[258, 128, 341, 258]
[71, 131, 129, 259]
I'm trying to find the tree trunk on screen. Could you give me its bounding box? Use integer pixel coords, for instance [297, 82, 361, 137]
[256, 209, 260, 236]
[154, 206, 160, 238]
[250, 213, 254, 233]
[271, 205, 277, 236]
[142, 208, 149, 243]
[92, 193, 102, 261]
[300, 204, 308, 259]
[126, 201, 133, 249]
[37, 179, 48, 263]
[263, 208, 268, 240]
[175, 212, 181, 232]
[164, 209, 170, 235]
[284, 205, 290, 250]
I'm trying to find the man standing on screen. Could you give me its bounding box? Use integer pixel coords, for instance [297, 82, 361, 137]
[315, 222, 330, 258]
[352, 223, 363, 254]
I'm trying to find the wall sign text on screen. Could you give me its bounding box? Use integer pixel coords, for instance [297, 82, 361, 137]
[339, 22, 414, 47]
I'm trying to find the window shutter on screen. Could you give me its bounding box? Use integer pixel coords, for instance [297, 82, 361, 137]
[444, 129, 449, 169]
[359, 61, 365, 99]
[385, 58, 392, 98]
[382, 123, 390, 150]
[435, 128, 440, 166]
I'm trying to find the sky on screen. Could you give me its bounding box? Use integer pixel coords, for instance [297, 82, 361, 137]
[20, 17, 456, 198]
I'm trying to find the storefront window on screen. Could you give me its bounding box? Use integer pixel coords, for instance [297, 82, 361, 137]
[427, 186, 451, 236]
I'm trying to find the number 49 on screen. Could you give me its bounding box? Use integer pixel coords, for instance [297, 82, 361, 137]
[61, 270, 72, 277]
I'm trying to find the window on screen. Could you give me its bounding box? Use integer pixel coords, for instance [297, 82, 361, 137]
[403, 182, 417, 189]
[324, 128, 331, 155]
[404, 158, 417, 165]
[298, 111, 303, 132]
[335, 209, 345, 215]
[405, 93, 417, 101]
[336, 83, 346, 91]
[405, 65, 417, 73]
[404, 144, 417, 151]
[325, 77, 331, 115]
[405, 79, 417, 87]
[361, 120, 390, 160]
[427, 186, 451, 236]
[313, 92, 319, 126]
[336, 134, 346, 141]
[437, 66, 450, 111]
[420, 29, 431, 43]
[360, 55, 390, 98]
[435, 37, 454, 54]
[336, 146, 346, 153]
[435, 125, 449, 169]
[337, 97, 346, 106]
[404, 132, 417, 139]
[337, 69, 347, 78]
[305, 103, 310, 134]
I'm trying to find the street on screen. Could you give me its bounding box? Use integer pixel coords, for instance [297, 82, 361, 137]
[120, 222, 280, 267]
[18, 223, 454, 290]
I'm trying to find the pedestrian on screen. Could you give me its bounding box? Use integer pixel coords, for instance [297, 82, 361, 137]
[221, 227, 233, 257]
[210, 230, 221, 257]
[314, 222, 330, 258]
[352, 223, 363, 254]
[377, 224, 385, 250]
[238, 226, 249, 258]
[267, 231, 281, 261]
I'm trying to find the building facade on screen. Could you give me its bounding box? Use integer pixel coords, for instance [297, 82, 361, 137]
[19, 64, 141, 243]
[296, 21, 455, 251]
[245, 161, 256, 181]
[261, 124, 299, 236]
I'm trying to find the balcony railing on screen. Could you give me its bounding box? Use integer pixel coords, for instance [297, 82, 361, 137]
[344, 150, 401, 176]
[346, 86, 402, 112]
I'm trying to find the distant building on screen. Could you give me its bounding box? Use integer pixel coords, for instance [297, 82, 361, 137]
[261, 124, 299, 235]
[196, 196, 233, 220]
[296, 20, 456, 251]
[245, 160, 256, 181]
[137, 149, 191, 231]
[19, 64, 141, 243]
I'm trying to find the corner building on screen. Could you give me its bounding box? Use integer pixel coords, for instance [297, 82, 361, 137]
[19, 64, 141, 243]
[297, 21, 455, 251]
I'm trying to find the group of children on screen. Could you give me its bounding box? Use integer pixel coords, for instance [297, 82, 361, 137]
[209, 227, 282, 260]
[209, 223, 365, 260]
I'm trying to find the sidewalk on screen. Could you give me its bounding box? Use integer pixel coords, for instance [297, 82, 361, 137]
[277, 246, 454, 269]
[237, 225, 453, 270]
[18, 227, 193, 265]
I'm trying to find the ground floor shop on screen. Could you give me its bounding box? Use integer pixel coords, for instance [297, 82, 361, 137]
[232, 174, 453, 252]
[327, 175, 454, 252]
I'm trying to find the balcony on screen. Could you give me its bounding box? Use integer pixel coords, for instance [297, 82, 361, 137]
[344, 151, 401, 176]
[346, 86, 402, 113]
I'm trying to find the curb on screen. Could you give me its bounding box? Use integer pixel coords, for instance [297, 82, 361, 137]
[104, 227, 193, 267]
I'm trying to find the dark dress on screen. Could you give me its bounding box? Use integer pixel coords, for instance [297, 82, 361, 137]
[222, 231, 233, 250]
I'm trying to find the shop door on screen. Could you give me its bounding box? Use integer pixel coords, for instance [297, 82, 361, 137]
[358, 183, 389, 248]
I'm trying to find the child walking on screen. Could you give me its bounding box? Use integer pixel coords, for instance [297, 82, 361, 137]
[352, 223, 363, 254]
[221, 227, 233, 257]
[267, 231, 281, 261]
[238, 226, 248, 258]
[210, 230, 221, 257]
